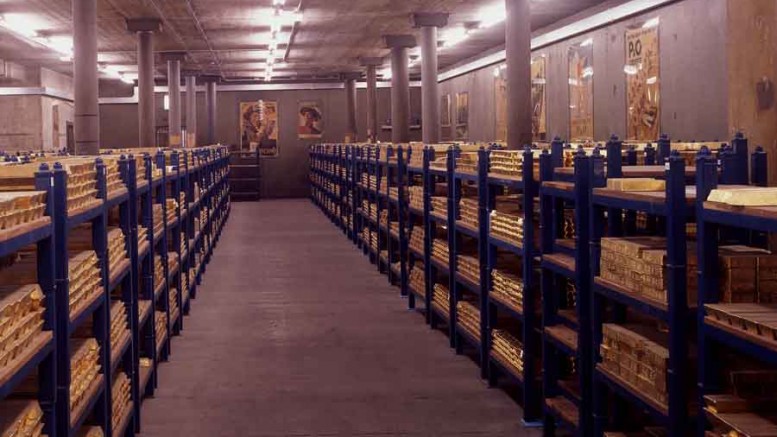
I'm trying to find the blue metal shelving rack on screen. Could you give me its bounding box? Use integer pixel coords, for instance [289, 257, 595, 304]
[483, 146, 542, 426]
[404, 146, 427, 314]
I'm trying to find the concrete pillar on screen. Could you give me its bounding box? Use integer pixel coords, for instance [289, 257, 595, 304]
[342, 73, 360, 142]
[360, 58, 382, 143]
[384, 35, 417, 143]
[184, 73, 197, 147]
[162, 52, 185, 148]
[506, 0, 532, 148]
[412, 13, 449, 145]
[127, 19, 162, 148]
[73, 0, 99, 155]
[202, 76, 219, 145]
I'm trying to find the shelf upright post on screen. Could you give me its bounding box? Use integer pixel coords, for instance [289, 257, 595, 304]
[657, 133, 670, 164]
[752, 145, 767, 187]
[122, 156, 142, 432]
[486, 148, 499, 388]
[423, 147, 434, 326]
[551, 137, 564, 169]
[590, 148, 608, 437]
[34, 164, 57, 437]
[605, 135, 624, 236]
[398, 146, 409, 298]
[731, 132, 749, 184]
[475, 147, 489, 379]
[140, 154, 157, 396]
[695, 147, 719, 437]
[624, 145, 638, 234]
[447, 146, 458, 349]
[172, 152, 184, 334]
[94, 158, 112, 437]
[155, 151, 171, 361]
[539, 149, 558, 437]
[385, 146, 394, 281]
[52, 163, 70, 437]
[666, 150, 689, 436]
[644, 143, 656, 165]
[521, 145, 541, 424]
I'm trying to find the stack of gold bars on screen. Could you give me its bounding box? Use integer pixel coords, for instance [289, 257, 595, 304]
[458, 198, 479, 229]
[69, 338, 101, 413]
[167, 252, 179, 277]
[0, 284, 45, 368]
[599, 237, 696, 305]
[102, 158, 126, 197]
[0, 400, 44, 437]
[491, 329, 524, 373]
[379, 210, 388, 229]
[153, 256, 164, 292]
[107, 227, 129, 276]
[362, 228, 378, 252]
[489, 150, 523, 177]
[378, 178, 388, 195]
[137, 225, 148, 248]
[68, 251, 102, 316]
[705, 304, 777, 343]
[0, 161, 98, 214]
[388, 186, 399, 201]
[432, 284, 450, 317]
[491, 269, 524, 312]
[600, 324, 669, 407]
[179, 192, 187, 214]
[361, 200, 378, 223]
[409, 264, 425, 298]
[457, 254, 479, 284]
[489, 199, 523, 246]
[406, 145, 426, 169]
[455, 152, 478, 174]
[408, 186, 423, 211]
[408, 226, 424, 254]
[155, 311, 167, 348]
[457, 300, 480, 341]
[152, 204, 164, 237]
[431, 196, 447, 216]
[109, 301, 129, 355]
[111, 371, 131, 430]
[76, 426, 104, 437]
[165, 199, 178, 224]
[0, 191, 47, 231]
[431, 239, 449, 265]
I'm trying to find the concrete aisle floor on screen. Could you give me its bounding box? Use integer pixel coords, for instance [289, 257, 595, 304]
[139, 199, 540, 437]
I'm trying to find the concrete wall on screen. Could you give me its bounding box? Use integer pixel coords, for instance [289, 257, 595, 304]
[99, 86, 422, 198]
[438, 0, 729, 144]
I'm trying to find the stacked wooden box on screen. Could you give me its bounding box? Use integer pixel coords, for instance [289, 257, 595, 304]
[491, 269, 524, 312]
[0, 400, 44, 437]
[457, 300, 480, 341]
[491, 329, 524, 373]
[0, 192, 47, 232]
[458, 198, 479, 229]
[408, 186, 423, 211]
[600, 324, 669, 407]
[490, 199, 524, 246]
[457, 254, 479, 284]
[432, 284, 450, 316]
[69, 338, 101, 412]
[109, 301, 129, 354]
[431, 240, 449, 266]
[0, 284, 45, 369]
[111, 371, 131, 430]
[489, 150, 523, 177]
[68, 251, 102, 316]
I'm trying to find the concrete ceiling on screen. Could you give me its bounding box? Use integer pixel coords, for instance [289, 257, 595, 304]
[0, 0, 611, 83]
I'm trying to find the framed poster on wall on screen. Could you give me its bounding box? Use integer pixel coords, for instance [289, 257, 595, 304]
[298, 101, 324, 139]
[531, 56, 548, 141]
[568, 39, 594, 141]
[240, 100, 279, 157]
[625, 21, 660, 140]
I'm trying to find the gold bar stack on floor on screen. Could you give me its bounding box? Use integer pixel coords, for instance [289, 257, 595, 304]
[0, 284, 44, 369]
[69, 338, 100, 414]
[0, 400, 44, 437]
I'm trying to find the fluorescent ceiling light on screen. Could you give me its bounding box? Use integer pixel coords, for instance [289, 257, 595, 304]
[440, 27, 469, 49]
[477, 2, 506, 28]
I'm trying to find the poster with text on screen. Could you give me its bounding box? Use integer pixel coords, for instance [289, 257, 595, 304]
[626, 24, 660, 140]
[531, 56, 548, 141]
[298, 101, 324, 139]
[568, 41, 594, 141]
[455, 92, 469, 140]
[240, 100, 279, 157]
